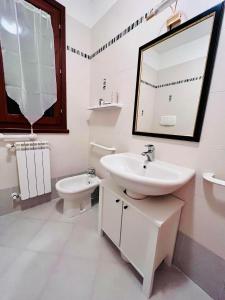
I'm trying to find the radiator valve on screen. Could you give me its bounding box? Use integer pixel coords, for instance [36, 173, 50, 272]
[6, 143, 16, 152]
[11, 193, 20, 200]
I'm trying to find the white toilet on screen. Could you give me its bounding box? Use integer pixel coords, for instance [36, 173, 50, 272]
[56, 173, 101, 217]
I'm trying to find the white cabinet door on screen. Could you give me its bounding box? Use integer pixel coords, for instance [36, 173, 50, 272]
[120, 204, 151, 274]
[102, 187, 122, 247]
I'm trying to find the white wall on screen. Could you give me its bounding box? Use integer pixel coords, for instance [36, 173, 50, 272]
[88, 0, 225, 261]
[0, 15, 91, 190]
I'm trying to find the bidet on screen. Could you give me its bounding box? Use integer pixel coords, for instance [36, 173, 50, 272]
[56, 173, 101, 217]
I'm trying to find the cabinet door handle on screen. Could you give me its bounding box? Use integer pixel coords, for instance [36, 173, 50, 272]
[124, 205, 128, 210]
[116, 199, 120, 203]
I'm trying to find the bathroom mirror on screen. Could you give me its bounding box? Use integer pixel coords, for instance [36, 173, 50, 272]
[133, 3, 224, 142]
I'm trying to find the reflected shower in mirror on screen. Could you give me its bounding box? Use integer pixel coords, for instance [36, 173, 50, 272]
[133, 4, 224, 141]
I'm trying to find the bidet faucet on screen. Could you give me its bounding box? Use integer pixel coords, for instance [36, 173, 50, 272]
[87, 168, 96, 177]
[141, 144, 155, 162]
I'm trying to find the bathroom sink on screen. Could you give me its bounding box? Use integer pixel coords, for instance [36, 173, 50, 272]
[100, 153, 195, 199]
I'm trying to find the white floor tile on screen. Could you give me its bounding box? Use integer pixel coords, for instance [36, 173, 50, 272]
[40, 256, 97, 300]
[63, 224, 102, 259]
[20, 201, 54, 220]
[151, 265, 212, 300]
[0, 212, 20, 234]
[0, 218, 44, 249]
[92, 260, 147, 300]
[27, 221, 73, 254]
[0, 246, 21, 277]
[63, 217, 121, 263]
[0, 203, 213, 300]
[74, 206, 99, 230]
[99, 235, 124, 263]
[0, 250, 58, 300]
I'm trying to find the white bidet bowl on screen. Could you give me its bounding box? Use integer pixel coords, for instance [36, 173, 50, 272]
[56, 174, 101, 217]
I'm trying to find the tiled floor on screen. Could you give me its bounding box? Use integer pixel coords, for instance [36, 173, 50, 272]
[0, 199, 212, 300]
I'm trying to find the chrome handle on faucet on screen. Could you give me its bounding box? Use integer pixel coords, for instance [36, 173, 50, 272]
[142, 144, 155, 162]
[87, 168, 96, 177]
[145, 144, 155, 152]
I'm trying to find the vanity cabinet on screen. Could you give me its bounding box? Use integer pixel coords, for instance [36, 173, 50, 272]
[101, 188, 122, 247]
[120, 202, 151, 274]
[98, 179, 184, 298]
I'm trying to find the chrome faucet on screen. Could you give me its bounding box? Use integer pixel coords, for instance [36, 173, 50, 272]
[141, 144, 155, 162]
[87, 168, 96, 184]
[99, 99, 104, 106]
[87, 168, 96, 177]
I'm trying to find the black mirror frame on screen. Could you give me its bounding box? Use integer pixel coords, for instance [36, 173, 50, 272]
[132, 2, 224, 142]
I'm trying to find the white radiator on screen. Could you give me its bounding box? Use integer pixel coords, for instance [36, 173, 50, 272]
[15, 141, 51, 200]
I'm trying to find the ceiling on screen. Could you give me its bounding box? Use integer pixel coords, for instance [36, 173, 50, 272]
[57, 0, 118, 28]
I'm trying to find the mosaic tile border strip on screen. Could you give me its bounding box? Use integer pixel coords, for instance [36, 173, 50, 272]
[141, 80, 158, 88]
[90, 16, 144, 59]
[67, 46, 91, 59]
[141, 76, 203, 89]
[67, 14, 146, 60]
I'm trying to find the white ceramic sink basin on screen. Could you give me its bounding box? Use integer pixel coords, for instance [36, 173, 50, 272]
[101, 153, 195, 199]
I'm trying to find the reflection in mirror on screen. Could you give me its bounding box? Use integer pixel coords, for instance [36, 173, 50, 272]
[133, 4, 224, 141]
[139, 17, 213, 136]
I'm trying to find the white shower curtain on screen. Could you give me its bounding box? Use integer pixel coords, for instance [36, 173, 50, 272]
[0, 0, 57, 125]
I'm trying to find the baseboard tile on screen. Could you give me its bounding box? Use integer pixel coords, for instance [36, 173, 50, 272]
[173, 231, 225, 300]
